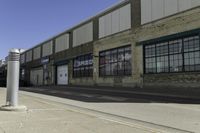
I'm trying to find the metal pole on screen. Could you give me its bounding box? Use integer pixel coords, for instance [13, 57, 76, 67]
[6, 49, 20, 106]
[0, 48, 27, 112]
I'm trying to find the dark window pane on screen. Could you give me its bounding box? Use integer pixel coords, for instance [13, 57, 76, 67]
[145, 57, 156, 73]
[169, 39, 182, 54]
[99, 65, 105, 76]
[105, 51, 111, 64]
[125, 49, 131, 61]
[88, 66, 93, 76]
[144, 35, 200, 74]
[118, 48, 125, 62]
[156, 56, 169, 73]
[100, 52, 106, 65]
[105, 64, 111, 76]
[125, 61, 132, 75]
[145, 45, 155, 57]
[99, 45, 132, 77]
[110, 49, 118, 63]
[88, 54, 93, 65]
[184, 36, 200, 52]
[169, 54, 183, 72]
[156, 42, 168, 56]
[110, 63, 118, 75]
[118, 62, 125, 75]
[184, 51, 200, 71]
[73, 54, 93, 77]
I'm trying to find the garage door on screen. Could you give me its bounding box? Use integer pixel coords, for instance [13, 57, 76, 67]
[30, 68, 43, 86]
[57, 65, 68, 85]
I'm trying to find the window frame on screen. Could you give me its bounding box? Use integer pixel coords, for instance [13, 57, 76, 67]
[144, 33, 200, 74]
[73, 53, 93, 78]
[99, 45, 132, 77]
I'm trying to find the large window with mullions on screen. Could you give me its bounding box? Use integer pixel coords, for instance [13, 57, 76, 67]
[73, 54, 93, 78]
[144, 35, 200, 74]
[99, 45, 132, 76]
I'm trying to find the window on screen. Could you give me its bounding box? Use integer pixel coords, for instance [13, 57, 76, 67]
[73, 54, 93, 78]
[183, 36, 200, 71]
[144, 35, 200, 74]
[99, 45, 132, 76]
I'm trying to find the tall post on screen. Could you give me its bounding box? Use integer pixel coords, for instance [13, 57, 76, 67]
[0, 49, 27, 112]
[6, 49, 20, 106]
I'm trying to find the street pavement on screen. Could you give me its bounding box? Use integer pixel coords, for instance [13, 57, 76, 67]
[20, 86, 200, 103]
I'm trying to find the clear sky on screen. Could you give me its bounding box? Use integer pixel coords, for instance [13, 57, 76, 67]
[0, 0, 121, 59]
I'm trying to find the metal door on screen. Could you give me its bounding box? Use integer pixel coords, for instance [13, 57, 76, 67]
[30, 68, 43, 86]
[57, 65, 68, 85]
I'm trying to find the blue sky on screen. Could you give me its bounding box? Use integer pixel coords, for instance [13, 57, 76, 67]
[0, 0, 121, 59]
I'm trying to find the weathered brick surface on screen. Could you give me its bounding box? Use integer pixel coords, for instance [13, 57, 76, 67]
[93, 7, 200, 88]
[134, 7, 200, 88]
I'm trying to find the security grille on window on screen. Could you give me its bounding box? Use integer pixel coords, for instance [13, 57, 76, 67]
[73, 54, 93, 77]
[99, 45, 132, 76]
[144, 35, 200, 74]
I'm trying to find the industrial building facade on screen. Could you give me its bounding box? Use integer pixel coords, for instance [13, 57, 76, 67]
[20, 0, 200, 89]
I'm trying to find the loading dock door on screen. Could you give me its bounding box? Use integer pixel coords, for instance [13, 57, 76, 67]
[57, 65, 68, 85]
[30, 68, 43, 86]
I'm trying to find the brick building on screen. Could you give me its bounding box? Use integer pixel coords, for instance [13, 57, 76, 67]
[20, 0, 200, 89]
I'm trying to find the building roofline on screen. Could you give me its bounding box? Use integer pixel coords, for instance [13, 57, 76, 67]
[21, 0, 130, 54]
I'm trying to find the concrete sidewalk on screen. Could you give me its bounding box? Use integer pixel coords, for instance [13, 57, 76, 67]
[20, 87, 200, 133]
[1, 87, 200, 133]
[0, 87, 162, 133]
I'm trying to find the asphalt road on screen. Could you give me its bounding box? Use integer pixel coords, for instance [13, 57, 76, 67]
[20, 86, 200, 104]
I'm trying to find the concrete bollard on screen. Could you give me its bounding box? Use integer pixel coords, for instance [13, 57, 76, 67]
[0, 49, 27, 112]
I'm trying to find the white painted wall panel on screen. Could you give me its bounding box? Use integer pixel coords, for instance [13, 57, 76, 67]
[79, 25, 84, 45]
[55, 34, 69, 53]
[178, 0, 191, 12]
[33, 47, 41, 60]
[141, 0, 200, 24]
[42, 41, 53, 57]
[26, 50, 32, 62]
[99, 4, 131, 38]
[99, 17, 105, 38]
[152, 0, 164, 21]
[111, 9, 120, 34]
[105, 13, 112, 36]
[164, 0, 178, 16]
[73, 30, 77, 47]
[141, 0, 152, 25]
[86, 22, 93, 44]
[119, 4, 131, 31]
[191, 0, 200, 8]
[73, 22, 93, 47]
[20, 54, 25, 64]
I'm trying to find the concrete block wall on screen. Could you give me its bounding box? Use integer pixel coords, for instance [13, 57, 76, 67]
[20, 1, 200, 89]
[93, 30, 137, 87]
[134, 6, 200, 89]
